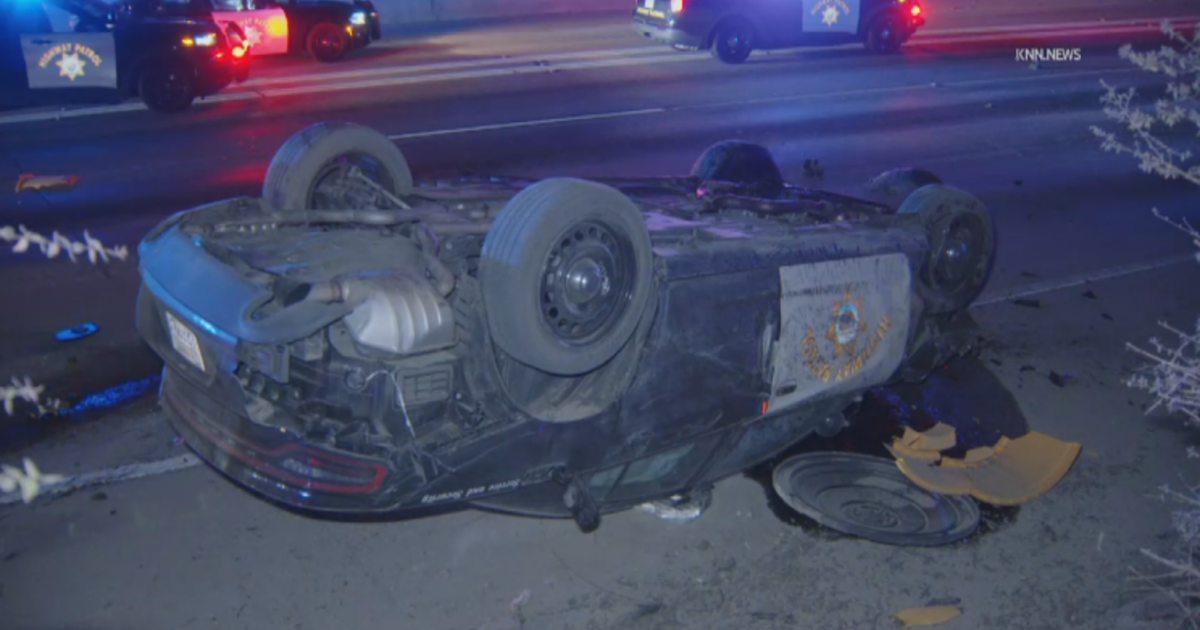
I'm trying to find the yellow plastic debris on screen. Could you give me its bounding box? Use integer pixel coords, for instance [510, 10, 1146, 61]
[898, 423, 957, 452]
[888, 431, 1081, 506]
[893, 605, 962, 627]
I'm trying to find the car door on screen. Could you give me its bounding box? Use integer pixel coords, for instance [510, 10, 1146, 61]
[211, 0, 288, 55]
[20, 20, 117, 90]
[802, 0, 862, 35]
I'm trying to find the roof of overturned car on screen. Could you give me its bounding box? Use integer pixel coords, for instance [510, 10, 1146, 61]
[134, 122, 995, 532]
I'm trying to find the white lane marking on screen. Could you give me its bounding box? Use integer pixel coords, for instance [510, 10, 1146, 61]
[972, 253, 1196, 307]
[918, 15, 1200, 36]
[388, 108, 668, 139]
[0, 15, 1188, 126]
[381, 66, 1139, 141]
[0, 254, 1193, 504]
[245, 45, 670, 87]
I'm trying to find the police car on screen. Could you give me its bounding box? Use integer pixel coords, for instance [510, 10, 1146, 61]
[633, 0, 926, 64]
[204, 0, 380, 63]
[1, 0, 250, 113]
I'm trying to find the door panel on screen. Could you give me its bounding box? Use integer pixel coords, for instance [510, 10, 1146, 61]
[21, 32, 117, 89]
[802, 0, 862, 34]
[212, 1, 289, 55]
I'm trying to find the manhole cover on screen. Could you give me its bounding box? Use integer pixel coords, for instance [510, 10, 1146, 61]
[772, 451, 979, 546]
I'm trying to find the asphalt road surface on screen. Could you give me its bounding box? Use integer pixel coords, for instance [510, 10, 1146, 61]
[2, 6, 1200, 630]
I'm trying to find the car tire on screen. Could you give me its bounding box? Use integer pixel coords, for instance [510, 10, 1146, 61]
[862, 167, 942, 209]
[864, 13, 904, 54]
[138, 61, 195, 114]
[263, 121, 414, 211]
[479, 178, 655, 376]
[897, 184, 995, 314]
[691, 140, 784, 198]
[709, 18, 755, 64]
[307, 22, 351, 62]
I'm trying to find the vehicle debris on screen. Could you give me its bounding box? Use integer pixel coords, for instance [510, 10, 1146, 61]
[15, 174, 78, 193]
[893, 604, 963, 627]
[54, 323, 99, 342]
[886, 425, 1081, 505]
[1012, 298, 1041, 308]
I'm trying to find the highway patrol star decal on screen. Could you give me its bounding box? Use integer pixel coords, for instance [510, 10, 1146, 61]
[57, 52, 85, 81]
[827, 288, 867, 358]
[821, 5, 840, 26]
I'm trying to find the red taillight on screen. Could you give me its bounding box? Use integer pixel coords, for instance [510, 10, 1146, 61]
[911, 5, 920, 15]
[232, 46, 247, 58]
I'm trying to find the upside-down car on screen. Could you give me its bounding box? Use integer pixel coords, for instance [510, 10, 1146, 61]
[135, 123, 994, 531]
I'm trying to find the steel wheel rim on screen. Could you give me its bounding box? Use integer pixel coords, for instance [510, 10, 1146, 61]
[538, 220, 636, 344]
[315, 29, 345, 56]
[932, 214, 985, 292]
[307, 153, 394, 209]
[720, 27, 750, 58]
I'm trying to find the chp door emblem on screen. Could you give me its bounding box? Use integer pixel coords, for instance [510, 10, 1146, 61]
[37, 43, 105, 82]
[802, 288, 892, 384]
[812, 0, 851, 27]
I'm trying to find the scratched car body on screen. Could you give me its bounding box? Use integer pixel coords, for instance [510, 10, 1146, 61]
[135, 122, 995, 530]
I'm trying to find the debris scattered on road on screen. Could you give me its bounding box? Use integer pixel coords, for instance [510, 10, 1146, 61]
[893, 604, 962, 627]
[55, 322, 99, 342]
[1102, 312, 1114, 321]
[1049, 371, 1071, 387]
[1014, 180, 1023, 186]
[91, 491, 107, 501]
[15, 173, 78, 193]
[1020, 365, 1037, 373]
[886, 428, 1081, 506]
[1082, 289, 1098, 299]
[1020, 271, 1039, 278]
[1012, 298, 1041, 308]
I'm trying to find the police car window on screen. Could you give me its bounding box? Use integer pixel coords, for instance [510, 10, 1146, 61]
[2, 2, 54, 34]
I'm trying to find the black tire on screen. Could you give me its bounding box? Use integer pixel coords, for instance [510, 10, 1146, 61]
[862, 167, 942, 209]
[898, 184, 995, 314]
[864, 13, 904, 54]
[709, 18, 755, 65]
[262, 122, 414, 211]
[307, 22, 350, 62]
[479, 178, 655, 376]
[691, 140, 784, 198]
[138, 61, 195, 114]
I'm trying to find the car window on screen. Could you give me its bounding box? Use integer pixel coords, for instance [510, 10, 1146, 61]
[0, 2, 54, 35]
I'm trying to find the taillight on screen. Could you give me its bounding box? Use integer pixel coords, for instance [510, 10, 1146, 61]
[232, 45, 247, 58]
[670, 0, 684, 12]
[911, 5, 920, 15]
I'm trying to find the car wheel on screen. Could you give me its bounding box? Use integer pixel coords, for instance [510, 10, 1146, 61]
[138, 61, 195, 114]
[709, 18, 754, 64]
[307, 22, 350, 62]
[691, 140, 784, 198]
[862, 167, 942, 209]
[263, 121, 415, 211]
[898, 184, 996, 314]
[865, 13, 904, 54]
[480, 178, 655, 376]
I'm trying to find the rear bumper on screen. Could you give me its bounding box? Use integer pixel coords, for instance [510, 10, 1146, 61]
[632, 15, 703, 48]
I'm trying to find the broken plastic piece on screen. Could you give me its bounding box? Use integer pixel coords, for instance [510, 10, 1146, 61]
[898, 423, 956, 452]
[893, 605, 962, 627]
[890, 431, 1081, 506]
[55, 323, 99, 342]
[15, 174, 78, 193]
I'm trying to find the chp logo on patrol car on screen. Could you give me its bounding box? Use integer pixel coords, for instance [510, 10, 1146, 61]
[37, 43, 104, 81]
[801, 287, 893, 384]
[811, 0, 851, 27]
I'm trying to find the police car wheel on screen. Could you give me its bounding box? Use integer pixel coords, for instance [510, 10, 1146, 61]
[709, 18, 754, 65]
[138, 62, 195, 114]
[691, 140, 784, 198]
[897, 184, 996, 314]
[263, 121, 415, 211]
[307, 23, 350, 63]
[865, 14, 904, 54]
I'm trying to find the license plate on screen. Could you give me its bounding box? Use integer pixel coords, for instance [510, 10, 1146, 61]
[165, 311, 206, 372]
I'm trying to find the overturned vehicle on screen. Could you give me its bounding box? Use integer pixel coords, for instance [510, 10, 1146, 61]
[135, 122, 995, 531]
